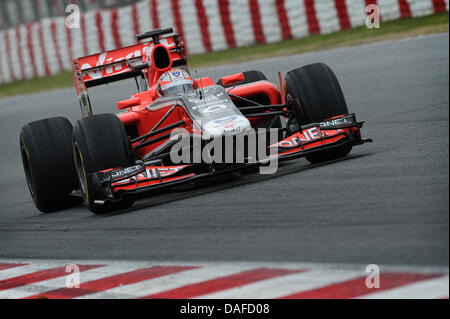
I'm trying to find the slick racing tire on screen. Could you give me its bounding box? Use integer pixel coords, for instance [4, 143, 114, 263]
[73, 113, 134, 214]
[20, 117, 80, 213]
[217, 70, 267, 88]
[285, 63, 352, 164]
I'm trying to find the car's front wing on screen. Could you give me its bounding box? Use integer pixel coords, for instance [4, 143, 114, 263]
[90, 113, 371, 204]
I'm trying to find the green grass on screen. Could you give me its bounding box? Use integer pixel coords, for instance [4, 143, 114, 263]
[0, 12, 448, 98]
[0, 71, 74, 98]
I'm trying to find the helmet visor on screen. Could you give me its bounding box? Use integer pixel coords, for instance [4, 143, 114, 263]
[161, 84, 193, 96]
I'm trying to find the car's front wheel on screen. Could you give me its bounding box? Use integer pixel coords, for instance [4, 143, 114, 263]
[285, 63, 352, 163]
[72, 113, 135, 214]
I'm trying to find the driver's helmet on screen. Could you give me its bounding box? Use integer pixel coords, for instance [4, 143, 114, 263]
[157, 69, 194, 97]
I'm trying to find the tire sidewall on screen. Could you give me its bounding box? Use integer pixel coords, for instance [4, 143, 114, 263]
[20, 117, 78, 213]
[72, 114, 133, 214]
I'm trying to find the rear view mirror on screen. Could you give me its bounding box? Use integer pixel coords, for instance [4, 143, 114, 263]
[117, 97, 141, 110]
[221, 73, 245, 86]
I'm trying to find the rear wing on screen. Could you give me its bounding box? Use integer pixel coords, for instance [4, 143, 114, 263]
[73, 29, 186, 116]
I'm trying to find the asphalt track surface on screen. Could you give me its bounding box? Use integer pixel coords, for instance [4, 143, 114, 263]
[0, 33, 448, 267]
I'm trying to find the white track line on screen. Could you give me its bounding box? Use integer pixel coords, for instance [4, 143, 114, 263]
[358, 275, 450, 299]
[0, 262, 67, 281]
[1, 259, 448, 299]
[0, 263, 151, 299]
[79, 264, 257, 299]
[198, 268, 364, 299]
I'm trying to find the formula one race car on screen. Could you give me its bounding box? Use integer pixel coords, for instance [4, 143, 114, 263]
[20, 28, 371, 214]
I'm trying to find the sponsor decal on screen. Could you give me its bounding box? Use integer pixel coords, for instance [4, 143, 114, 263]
[80, 39, 175, 81]
[110, 165, 142, 179]
[278, 127, 321, 148]
[195, 104, 228, 114]
[320, 117, 353, 128]
[81, 50, 143, 81]
[112, 166, 187, 185]
[223, 127, 242, 136]
[157, 166, 185, 177]
[214, 116, 237, 124]
[171, 70, 181, 77]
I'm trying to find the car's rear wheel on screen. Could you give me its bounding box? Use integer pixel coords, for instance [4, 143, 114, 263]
[285, 63, 352, 163]
[72, 113, 134, 214]
[20, 117, 80, 213]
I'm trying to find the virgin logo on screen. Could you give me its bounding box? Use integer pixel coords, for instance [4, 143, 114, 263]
[80, 38, 175, 81]
[81, 46, 151, 80]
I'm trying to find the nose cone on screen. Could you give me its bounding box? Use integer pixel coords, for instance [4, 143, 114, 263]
[201, 115, 251, 140]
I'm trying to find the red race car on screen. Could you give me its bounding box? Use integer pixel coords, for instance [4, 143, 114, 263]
[20, 28, 372, 214]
